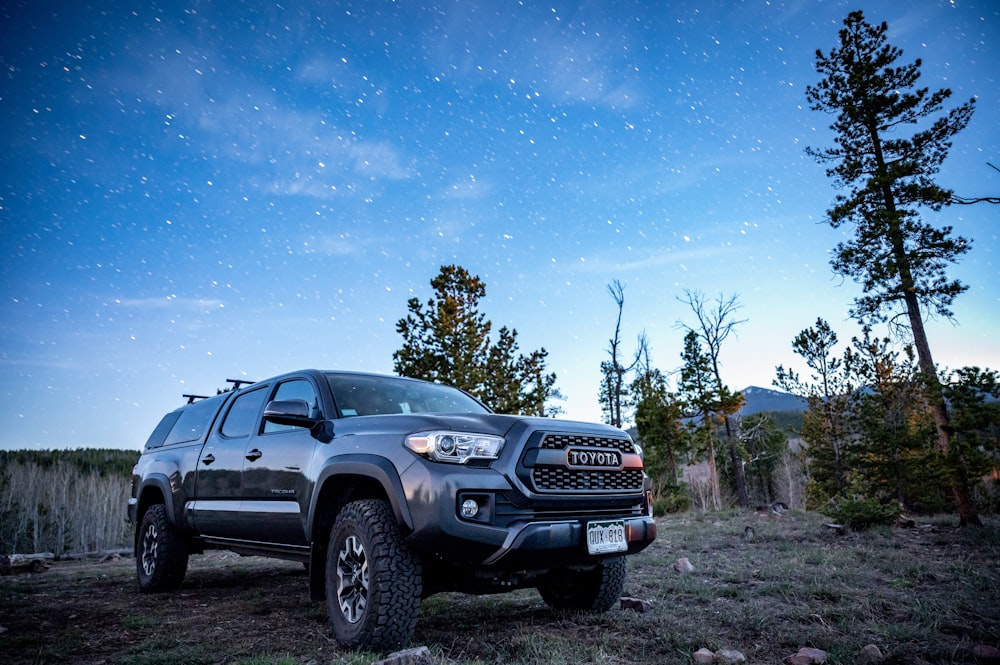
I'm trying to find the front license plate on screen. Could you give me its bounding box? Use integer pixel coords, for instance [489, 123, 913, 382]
[586, 520, 628, 555]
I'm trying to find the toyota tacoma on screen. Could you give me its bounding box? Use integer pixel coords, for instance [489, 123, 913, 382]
[128, 369, 656, 649]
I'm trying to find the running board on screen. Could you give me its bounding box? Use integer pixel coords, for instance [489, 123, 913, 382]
[199, 536, 310, 563]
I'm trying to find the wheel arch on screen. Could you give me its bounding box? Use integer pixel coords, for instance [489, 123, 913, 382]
[133, 475, 174, 551]
[306, 454, 414, 601]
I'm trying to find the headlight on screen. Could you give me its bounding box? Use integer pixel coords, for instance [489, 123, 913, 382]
[405, 431, 505, 464]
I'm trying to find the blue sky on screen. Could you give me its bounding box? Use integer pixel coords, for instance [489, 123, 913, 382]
[2, 0, 997, 451]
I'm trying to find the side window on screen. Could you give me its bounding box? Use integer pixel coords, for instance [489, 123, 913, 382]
[220, 387, 268, 438]
[263, 379, 319, 434]
[146, 412, 181, 449]
[163, 395, 226, 446]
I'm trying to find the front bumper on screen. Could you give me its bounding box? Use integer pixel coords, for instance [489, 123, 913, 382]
[400, 460, 656, 568]
[480, 514, 657, 566]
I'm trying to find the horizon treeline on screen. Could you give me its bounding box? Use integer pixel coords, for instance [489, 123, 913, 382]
[0, 448, 139, 555]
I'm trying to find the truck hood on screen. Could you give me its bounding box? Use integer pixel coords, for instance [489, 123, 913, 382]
[329, 412, 630, 440]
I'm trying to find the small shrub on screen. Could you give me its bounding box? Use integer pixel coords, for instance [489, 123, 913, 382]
[824, 494, 899, 530]
[654, 487, 691, 515]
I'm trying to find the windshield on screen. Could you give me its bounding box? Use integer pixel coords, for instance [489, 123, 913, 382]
[325, 374, 489, 417]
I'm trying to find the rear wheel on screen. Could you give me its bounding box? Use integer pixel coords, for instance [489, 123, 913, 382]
[326, 499, 421, 650]
[136, 503, 189, 592]
[538, 556, 627, 611]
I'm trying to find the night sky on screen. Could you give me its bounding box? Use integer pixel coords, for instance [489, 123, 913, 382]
[2, 0, 997, 450]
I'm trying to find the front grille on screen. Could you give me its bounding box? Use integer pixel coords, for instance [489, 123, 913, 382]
[532, 467, 645, 492]
[539, 433, 636, 454]
[525, 432, 644, 494]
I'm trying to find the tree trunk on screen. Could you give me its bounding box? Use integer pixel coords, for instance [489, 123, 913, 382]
[904, 290, 982, 526]
[867, 118, 982, 528]
[723, 416, 749, 508]
[702, 412, 722, 511]
[823, 396, 846, 494]
[878, 179, 980, 526]
[707, 440, 721, 511]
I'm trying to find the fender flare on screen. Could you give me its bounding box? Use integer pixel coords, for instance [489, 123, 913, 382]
[307, 453, 415, 538]
[135, 474, 179, 523]
[132, 473, 188, 556]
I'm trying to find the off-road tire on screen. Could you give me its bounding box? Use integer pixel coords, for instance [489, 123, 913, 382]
[326, 499, 422, 650]
[136, 503, 189, 592]
[537, 556, 627, 611]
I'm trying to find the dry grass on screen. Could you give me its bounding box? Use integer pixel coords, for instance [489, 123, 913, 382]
[1, 510, 997, 664]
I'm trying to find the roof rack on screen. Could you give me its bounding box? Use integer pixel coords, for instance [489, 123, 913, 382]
[182, 379, 255, 403]
[226, 378, 256, 390]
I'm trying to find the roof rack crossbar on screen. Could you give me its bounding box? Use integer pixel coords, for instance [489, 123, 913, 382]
[226, 378, 255, 390]
[182, 393, 210, 404]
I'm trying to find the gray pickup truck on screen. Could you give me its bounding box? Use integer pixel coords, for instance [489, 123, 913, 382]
[128, 369, 656, 649]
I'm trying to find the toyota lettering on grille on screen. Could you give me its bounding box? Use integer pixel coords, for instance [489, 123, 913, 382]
[565, 448, 622, 469]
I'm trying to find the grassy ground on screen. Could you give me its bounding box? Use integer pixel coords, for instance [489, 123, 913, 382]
[1, 510, 997, 664]
[619, 510, 999, 664]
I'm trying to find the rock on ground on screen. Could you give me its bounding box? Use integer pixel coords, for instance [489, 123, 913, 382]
[372, 646, 434, 665]
[692, 648, 715, 664]
[858, 644, 884, 664]
[784, 647, 829, 664]
[715, 649, 746, 664]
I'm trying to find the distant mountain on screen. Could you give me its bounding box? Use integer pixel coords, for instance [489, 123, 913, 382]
[739, 386, 807, 415]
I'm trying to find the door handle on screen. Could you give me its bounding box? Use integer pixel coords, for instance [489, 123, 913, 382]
[245, 449, 263, 462]
[201, 454, 215, 465]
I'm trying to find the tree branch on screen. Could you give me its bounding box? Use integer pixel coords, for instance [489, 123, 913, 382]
[951, 162, 1000, 205]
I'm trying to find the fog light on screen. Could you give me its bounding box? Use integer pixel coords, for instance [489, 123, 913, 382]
[461, 498, 480, 518]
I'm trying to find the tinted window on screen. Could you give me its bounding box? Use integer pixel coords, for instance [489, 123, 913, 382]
[263, 378, 319, 434]
[326, 374, 488, 417]
[145, 411, 181, 449]
[163, 395, 227, 446]
[220, 387, 268, 438]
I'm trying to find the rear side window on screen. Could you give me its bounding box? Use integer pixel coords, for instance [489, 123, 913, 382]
[163, 395, 227, 446]
[144, 412, 181, 449]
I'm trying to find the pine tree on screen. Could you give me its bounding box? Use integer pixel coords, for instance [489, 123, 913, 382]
[806, 11, 980, 524]
[677, 330, 743, 510]
[775, 318, 856, 499]
[394, 264, 491, 390]
[848, 329, 945, 512]
[631, 365, 690, 497]
[393, 265, 558, 416]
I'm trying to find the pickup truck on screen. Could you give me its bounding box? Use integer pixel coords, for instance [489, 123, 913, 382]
[128, 369, 656, 650]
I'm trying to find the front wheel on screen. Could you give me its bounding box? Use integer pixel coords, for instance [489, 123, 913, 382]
[136, 503, 189, 592]
[538, 556, 627, 612]
[326, 499, 422, 650]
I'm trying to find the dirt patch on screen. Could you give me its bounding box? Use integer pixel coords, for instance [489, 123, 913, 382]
[1, 552, 335, 664]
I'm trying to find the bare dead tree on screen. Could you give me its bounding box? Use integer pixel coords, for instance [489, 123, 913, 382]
[600, 280, 642, 428]
[678, 290, 750, 508]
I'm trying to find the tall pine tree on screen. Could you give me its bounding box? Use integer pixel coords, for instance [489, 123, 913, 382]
[806, 11, 980, 524]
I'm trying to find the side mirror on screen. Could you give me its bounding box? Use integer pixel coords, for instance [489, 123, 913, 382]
[263, 399, 318, 428]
